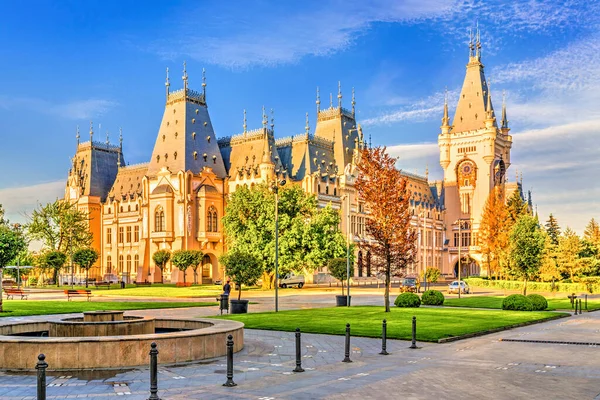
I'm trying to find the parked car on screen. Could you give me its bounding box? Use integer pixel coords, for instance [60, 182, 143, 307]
[399, 277, 418, 293]
[448, 280, 470, 294]
[279, 273, 305, 288]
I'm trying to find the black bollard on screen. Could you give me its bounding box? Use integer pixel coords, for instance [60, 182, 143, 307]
[580, 299, 584, 314]
[36, 353, 48, 400]
[585, 295, 588, 311]
[293, 328, 305, 372]
[342, 323, 352, 363]
[223, 334, 237, 387]
[575, 299, 579, 315]
[379, 319, 389, 355]
[148, 342, 160, 400]
[409, 316, 418, 349]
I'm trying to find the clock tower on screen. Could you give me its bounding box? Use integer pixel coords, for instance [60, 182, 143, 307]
[438, 30, 513, 276]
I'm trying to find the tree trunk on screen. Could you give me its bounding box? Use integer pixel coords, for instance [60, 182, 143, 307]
[0, 268, 3, 312]
[193, 269, 198, 285]
[182, 269, 186, 284]
[238, 285, 242, 301]
[384, 245, 391, 312]
[341, 280, 345, 296]
[523, 277, 528, 296]
[54, 268, 59, 287]
[85, 268, 89, 288]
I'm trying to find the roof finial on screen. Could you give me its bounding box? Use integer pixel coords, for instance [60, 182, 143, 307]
[476, 21, 481, 58]
[501, 90, 509, 129]
[117, 127, 123, 168]
[469, 27, 474, 57]
[442, 87, 450, 126]
[262, 105, 267, 129]
[351, 87, 356, 116]
[202, 68, 207, 99]
[105, 130, 109, 146]
[76, 125, 80, 146]
[486, 79, 493, 117]
[337, 81, 342, 108]
[368, 133, 372, 149]
[305, 112, 310, 136]
[270, 108, 275, 132]
[243, 109, 247, 134]
[89, 121, 93, 142]
[165, 67, 170, 99]
[329, 93, 333, 108]
[182, 61, 188, 92]
[316, 87, 320, 113]
[425, 164, 429, 179]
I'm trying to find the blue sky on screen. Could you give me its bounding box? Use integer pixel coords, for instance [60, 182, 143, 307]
[1, 0, 599, 233]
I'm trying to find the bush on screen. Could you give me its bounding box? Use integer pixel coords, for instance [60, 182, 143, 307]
[464, 277, 599, 294]
[28, 277, 38, 286]
[394, 292, 421, 308]
[501, 294, 533, 311]
[526, 294, 548, 311]
[421, 290, 444, 305]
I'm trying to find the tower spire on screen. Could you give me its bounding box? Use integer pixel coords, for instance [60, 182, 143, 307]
[501, 90, 509, 129]
[76, 125, 80, 146]
[305, 112, 310, 136]
[469, 27, 474, 58]
[442, 87, 450, 126]
[330, 93, 333, 108]
[316, 87, 320, 113]
[337, 81, 342, 108]
[165, 67, 170, 100]
[486, 79, 493, 118]
[118, 127, 123, 168]
[351, 87, 356, 116]
[182, 61, 188, 92]
[89, 121, 93, 143]
[105, 130, 109, 146]
[243, 109, 247, 135]
[476, 22, 482, 59]
[368, 133, 372, 149]
[270, 108, 275, 132]
[202, 68, 206, 100]
[262, 106, 267, 129]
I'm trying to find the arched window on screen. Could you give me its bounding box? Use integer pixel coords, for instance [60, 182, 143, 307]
[357, 251, 363, 277]
[155, 206, 165, 232]
[126, 255, 132, 273]
[202, 254, 211, 280]
[118, 255, 124, 273]
[207, 206, 218, 232]
[106, 255, 112, 272]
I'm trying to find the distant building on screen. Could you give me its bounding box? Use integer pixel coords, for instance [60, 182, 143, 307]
[64, 36, 522, 283]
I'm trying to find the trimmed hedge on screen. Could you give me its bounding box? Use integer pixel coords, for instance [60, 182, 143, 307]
[464, 278, 600, 294]
[527, 294, 548, 311]
[421, 290, 445, 306]
[394, 292, 421, 308]
[502, 294, 533, 311]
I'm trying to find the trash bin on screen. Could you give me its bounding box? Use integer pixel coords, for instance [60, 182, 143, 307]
[217, 294, 229, 315]
[120, 281, 125, 289]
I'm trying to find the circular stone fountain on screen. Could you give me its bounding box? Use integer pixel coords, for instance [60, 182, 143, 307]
[0, 311, 243, 370]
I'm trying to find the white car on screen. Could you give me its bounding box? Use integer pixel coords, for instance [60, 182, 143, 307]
[448, 280, 470, 294]
[279, 273, 305, 288]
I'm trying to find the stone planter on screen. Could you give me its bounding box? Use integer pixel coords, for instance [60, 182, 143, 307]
[336, 295, 351, 307]
[230, 299, 249, 314]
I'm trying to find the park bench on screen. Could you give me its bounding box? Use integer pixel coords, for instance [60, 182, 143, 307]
[4, 288, 28, 300]
[94, 282, 111, 289]
[64, 289, 93, 301]
[135, 282, 152, 286]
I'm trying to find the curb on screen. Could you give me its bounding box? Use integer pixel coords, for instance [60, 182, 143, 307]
[437, 312, 569, 344]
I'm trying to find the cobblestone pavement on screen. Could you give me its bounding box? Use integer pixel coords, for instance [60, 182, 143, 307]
[1, 309, 600, 399]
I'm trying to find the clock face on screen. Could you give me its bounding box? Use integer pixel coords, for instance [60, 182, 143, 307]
[462, 163, 472, 174]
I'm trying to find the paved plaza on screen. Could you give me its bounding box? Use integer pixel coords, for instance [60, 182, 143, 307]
[0, 300, 599, 400]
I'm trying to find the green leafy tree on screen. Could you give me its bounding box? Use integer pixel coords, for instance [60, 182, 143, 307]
[171, 250, 202, 285]
[539, 233, 561, 282]
[544, 214, 561, 246]
[0, 204, 7, 226]
[42, 250, 67, 286]
[222, 184, 347, 289]
[508, 215, 545, 295]
[506, 190, 529, 226]
[152, 250, 171, 283]
[27, 200, 92, 253]
[557, 228, 583, 280]
[5, 250, 35, 283]
[72, 248, 99, 288]
[423, 267, 441, 286]
[189, 250, 203, 284]
[219, 250, 263, 300]
[0, 225, 27, 311]
[327, 257, 350, 296]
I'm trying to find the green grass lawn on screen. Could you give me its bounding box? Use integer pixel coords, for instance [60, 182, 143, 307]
[0, 301, 216, 318]
[444, 296, 600, 311]
[216, 306, 566, 342]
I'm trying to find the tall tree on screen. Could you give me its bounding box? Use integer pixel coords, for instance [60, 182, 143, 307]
[508, 215, 545, 295]
[506, 190, 529, 226]
[539, 233, 561, 282]
[355, 147, 417, 312]
[557, 228, 583, 280]
[27, 200, 92, 253]
[42, 250, 67, 286]
[219, 250, 263, 300]
[0, 204, 7, 226]
[171, 250, 202, 285]
[584, 218, 600, 249]
[0, 225, 27, 312]
[152, 250, 171, 283]
[544, 214, 561, 245]
[222, 184, 348, 289]
[72, 248, 99, 288]
[478, 186, 508, 279]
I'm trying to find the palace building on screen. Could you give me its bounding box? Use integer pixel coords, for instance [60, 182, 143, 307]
[64, 36, 522, 284]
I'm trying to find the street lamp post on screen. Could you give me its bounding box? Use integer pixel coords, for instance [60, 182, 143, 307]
[13, 224, 21, 289]
[457, 220, 462, 299]
[272, 178, 286, 312]
[70, 229, 74, 288]
[346, 193, 351, 307]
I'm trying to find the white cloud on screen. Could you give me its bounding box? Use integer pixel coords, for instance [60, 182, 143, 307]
[0, 180, 65, 224]
[0, 97, 117, 120]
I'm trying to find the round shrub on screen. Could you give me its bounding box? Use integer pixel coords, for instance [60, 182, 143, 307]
[394, 292, 421, 308]
[502, 294, 533, 311]
[421, 290, 445, 306]
[526, 294, 548, 311]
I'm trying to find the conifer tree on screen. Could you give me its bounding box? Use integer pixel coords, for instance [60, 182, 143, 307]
[557, 227, 583, 280]
[506, 189, 529, 226]
[584, 218, 600, 248]
[545, 214, 561, 245]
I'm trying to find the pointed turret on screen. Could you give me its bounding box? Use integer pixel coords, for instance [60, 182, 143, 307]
[501, 90, 510, 134]
[441, 89, 451, 134]
[451, 29, 497, 132]
[337, 81, 342, 109]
